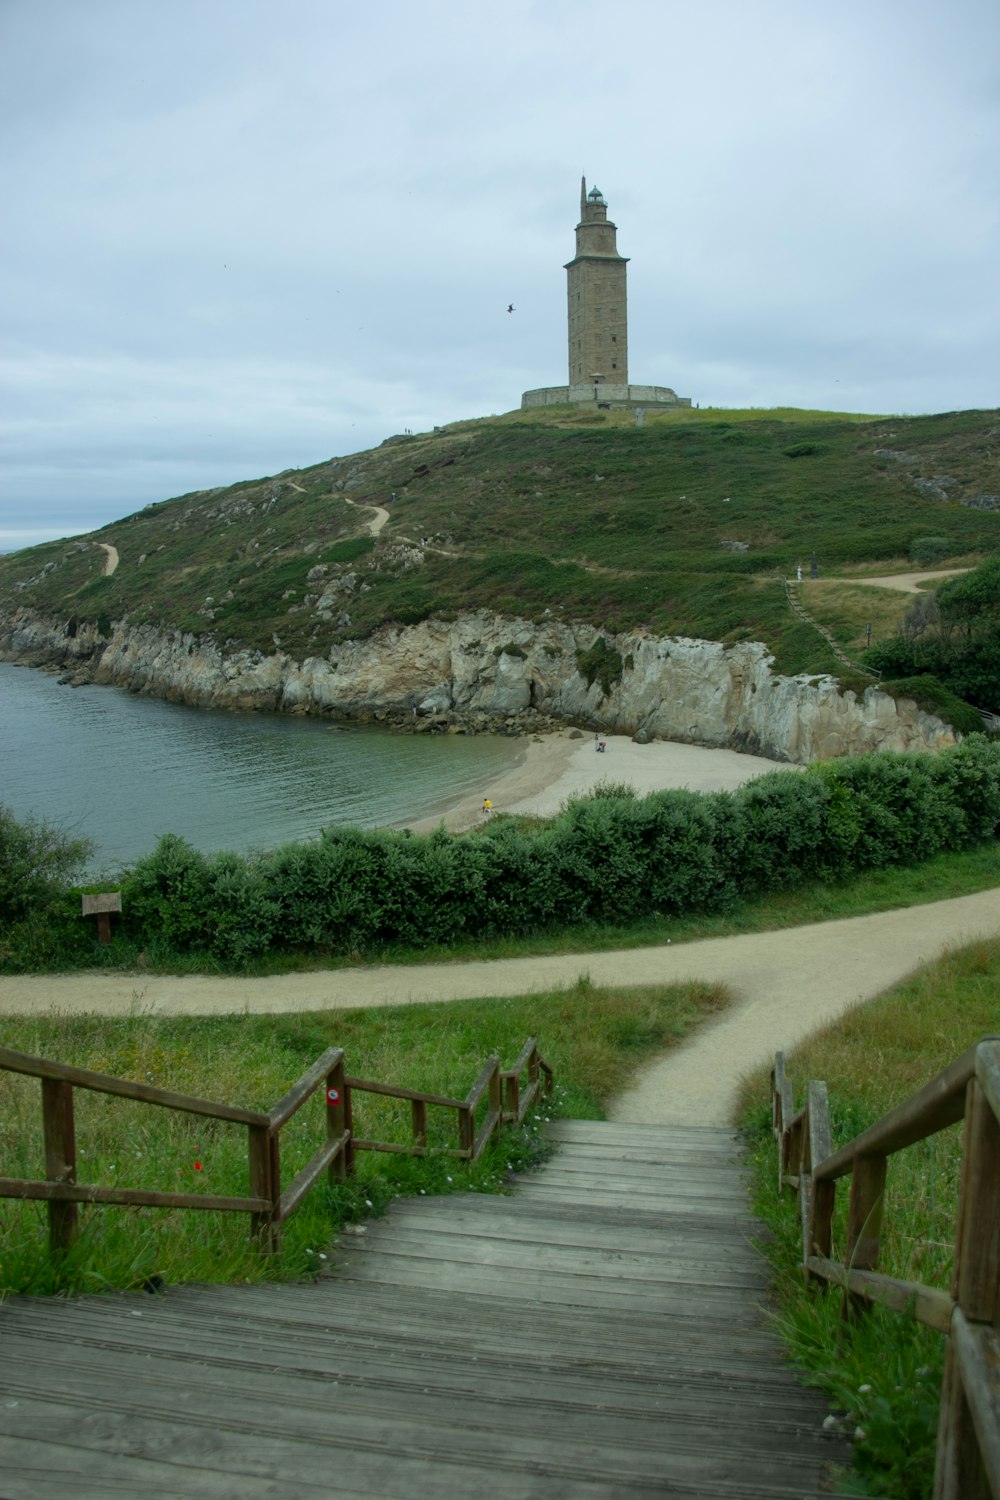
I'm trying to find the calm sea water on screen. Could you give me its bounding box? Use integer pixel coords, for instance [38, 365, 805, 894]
[0, 664, 521, 873]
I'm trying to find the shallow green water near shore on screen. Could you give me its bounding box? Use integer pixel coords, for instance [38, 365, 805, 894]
[0, 663, 521, 872]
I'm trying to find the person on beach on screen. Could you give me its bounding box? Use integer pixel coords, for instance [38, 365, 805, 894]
[482, 797, 493, 817]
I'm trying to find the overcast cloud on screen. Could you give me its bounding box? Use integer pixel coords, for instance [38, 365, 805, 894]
[2, 0, 998, 549]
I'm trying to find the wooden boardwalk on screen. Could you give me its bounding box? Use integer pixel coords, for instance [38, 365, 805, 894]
[0, 1121, 847, 1498]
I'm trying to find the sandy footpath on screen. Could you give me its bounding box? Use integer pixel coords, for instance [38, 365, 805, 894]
[813, 567, 970, 594]
[3, 890, 997, 1125]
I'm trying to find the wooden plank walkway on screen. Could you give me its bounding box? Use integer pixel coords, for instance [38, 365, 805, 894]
[0, 1121, 847, 1498]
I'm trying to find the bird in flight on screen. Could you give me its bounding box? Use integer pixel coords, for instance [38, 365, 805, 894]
[507, 304, 515, 313]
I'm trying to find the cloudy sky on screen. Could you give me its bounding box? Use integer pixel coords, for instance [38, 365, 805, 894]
[2, 0, 998, 550]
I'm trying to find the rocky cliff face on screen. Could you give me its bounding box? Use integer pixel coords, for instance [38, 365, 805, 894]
[0, 606, 956, 763]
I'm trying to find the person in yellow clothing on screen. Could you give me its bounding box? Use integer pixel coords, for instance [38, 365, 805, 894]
[482, 797, 493, 817]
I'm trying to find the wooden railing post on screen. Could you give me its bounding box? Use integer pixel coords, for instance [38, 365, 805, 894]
[843, 1152, 886, 1318]
[489, 1061, 502, 1122]
[934, 1074, 1000, 1500]
[411, 1098, 428, 1151]
[268, 1132, 282, 1249]
[458, 1105, 474, 1158]
[326, 1055, 351, 1184]
[503, 1071, 520, 1123]
[248, 1123, 277, 1253]
[806, 1081, 835, 1278]
[42, 1078, 77, 1251]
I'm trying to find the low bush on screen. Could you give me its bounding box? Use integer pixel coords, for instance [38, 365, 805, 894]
[880, 675, 986, 737]
[0, 804, 93, 925]
[909, 535, 950, 567]
[575, 636, 624, 696]
[97, 738, 1000, 969]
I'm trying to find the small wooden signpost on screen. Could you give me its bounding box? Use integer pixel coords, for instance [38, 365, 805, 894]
[81, 892, 122, 944]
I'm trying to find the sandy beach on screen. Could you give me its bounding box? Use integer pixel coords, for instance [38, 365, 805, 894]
[408, 728, 795, 833]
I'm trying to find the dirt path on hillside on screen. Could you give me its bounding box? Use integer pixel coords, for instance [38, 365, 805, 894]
[814, 567, 970, 594]
[341, 495, 390, 536]
[3, 891, 997, 1125]
[99, 543, 119, 577]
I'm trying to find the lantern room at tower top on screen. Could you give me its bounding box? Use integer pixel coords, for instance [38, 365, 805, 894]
[522, 177, 691, 412]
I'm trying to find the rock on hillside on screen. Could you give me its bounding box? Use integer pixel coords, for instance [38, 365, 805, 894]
[0, 606, 954, 763]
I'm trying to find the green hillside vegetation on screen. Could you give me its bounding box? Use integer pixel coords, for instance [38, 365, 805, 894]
[2, 405, 998, 679]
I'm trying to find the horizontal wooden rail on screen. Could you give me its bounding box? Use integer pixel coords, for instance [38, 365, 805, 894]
[813, 1043, 978, 1181]
[772, 1037, 1000, 1500]
[345, 1076, 466, 1111]
[0, 1045, 267, 1126]
[804, 1254, 953, 1334]
[276, 1132, 351, 1223]
[268, 1047, 344, 1132]
[0, 1177, 269, 1215]
[1, 1036, 553, 1258]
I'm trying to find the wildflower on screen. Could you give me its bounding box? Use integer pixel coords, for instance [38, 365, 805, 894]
[419, 1189, 426, 1195]
[364, 1199, 373, 1208]
[305, 1248, 314, 1256]
[318, 1253, 327, 1261]
[193, 1161, 203, 1172]
[446, 1176, 453, 1183]
[858, 1384, 872, 1395]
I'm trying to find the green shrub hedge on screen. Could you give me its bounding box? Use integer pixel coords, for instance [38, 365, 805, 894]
[113, 737, 1000, 964]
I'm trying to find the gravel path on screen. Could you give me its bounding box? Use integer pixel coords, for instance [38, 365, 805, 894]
[3, 890, 997, 1125]
[813, 567, 970, 594]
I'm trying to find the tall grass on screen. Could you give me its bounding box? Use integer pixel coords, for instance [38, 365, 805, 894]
[738, 937, 1000, 1498]
[0, 975, 726, 1297]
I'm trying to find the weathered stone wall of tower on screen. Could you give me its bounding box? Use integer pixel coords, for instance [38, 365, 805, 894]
[566, 181, 629, 386]
[567, 261, 629, 385]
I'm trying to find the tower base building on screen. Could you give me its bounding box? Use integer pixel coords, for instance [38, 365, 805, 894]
[521, 179, 691, 412]
[521, 381, 690, 410]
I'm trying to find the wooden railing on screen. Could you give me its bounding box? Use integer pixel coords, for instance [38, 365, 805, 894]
[0, 1037, 553, 1256]
[772, 1039, 1000, 1500]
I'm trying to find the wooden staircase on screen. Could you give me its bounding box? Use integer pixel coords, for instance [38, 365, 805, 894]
[0, 1121, 847, 1498]
[784, 576, 877, 677]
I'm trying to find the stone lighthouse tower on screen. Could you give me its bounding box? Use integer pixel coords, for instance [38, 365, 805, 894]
[566, 178, 629, 387]
[520, 178, 690, 411]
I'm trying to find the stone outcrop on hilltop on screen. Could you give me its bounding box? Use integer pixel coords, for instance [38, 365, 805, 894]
[0, 606, 955, 763]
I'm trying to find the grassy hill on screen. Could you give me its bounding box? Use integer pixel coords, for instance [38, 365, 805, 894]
[2, 404, 998, 679]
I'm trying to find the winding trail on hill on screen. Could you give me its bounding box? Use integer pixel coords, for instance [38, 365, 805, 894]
[817, 567, 971, 594]
[4, 890, 998, 1125]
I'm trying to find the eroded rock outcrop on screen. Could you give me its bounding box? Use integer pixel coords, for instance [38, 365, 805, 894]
[0, 606, 956, 763]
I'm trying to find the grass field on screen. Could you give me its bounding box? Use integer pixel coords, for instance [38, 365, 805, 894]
[0, 975, 725, 1297]
[737, 938, 1000, 1499]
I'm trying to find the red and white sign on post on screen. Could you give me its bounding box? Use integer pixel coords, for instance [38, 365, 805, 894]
[326, 1087, 341, 1107]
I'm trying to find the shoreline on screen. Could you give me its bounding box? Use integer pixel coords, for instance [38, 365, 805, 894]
[406, 728, 796, 833]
